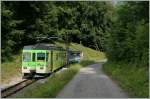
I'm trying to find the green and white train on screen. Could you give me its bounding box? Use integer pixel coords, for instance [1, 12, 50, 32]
[22, 43, 66, 77]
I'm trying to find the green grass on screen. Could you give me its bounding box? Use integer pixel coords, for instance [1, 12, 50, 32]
[80, 60, 96, 67]
[15, 64, 81, 98]
[1, 54, 22, 83]
[103, 61, 149, 98]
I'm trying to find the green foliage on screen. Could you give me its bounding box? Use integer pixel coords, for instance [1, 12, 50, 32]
[2, 1, 148, 65]
[104, 2, 149, 66]
[103, 61, 149, 97]
[1, 2, 24, 61]
[1, 54, 22, 83]
[2, 1, 112, 62]
[103, 2, 149, 97]
[1, 1, 148, 97]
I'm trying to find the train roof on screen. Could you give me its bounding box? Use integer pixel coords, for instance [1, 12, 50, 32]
[23, 43, 65, 51]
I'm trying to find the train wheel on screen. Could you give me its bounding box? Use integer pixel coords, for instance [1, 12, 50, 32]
[45, 73, 51, 77]
[22, 73, 29, 79]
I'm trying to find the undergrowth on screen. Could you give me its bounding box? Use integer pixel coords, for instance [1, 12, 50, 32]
[1, 54, 22, 83]
[103, 61, 149, 98]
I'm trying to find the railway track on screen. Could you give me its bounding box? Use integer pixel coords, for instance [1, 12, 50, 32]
[1, 79, 37, 98]
[1, 64, 68, 98]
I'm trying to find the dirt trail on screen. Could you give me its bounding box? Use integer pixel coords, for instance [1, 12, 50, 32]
[57, 63, 128, 98]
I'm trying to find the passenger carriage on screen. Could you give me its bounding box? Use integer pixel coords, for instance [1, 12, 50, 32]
[22, 43, 66, 77]
[68, 50, 83, 63]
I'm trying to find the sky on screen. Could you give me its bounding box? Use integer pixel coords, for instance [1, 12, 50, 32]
[112, 0, 118, 5]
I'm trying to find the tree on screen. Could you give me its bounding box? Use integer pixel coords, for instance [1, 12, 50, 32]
[1, 2, 24, 61]
[104, 1, 149, 66]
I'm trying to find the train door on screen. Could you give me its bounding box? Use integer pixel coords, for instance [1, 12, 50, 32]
[32, 52, 36, 70]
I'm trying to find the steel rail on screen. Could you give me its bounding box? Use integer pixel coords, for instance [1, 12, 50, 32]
[1, 79, 37, 98]
[1, 64, 67, 98]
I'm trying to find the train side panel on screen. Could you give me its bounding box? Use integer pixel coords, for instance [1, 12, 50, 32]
[22, 48, 67, 76]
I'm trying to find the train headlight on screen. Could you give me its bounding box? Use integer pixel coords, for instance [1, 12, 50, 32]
[23, 67, 27, 69]
[40, 67, 43, 69]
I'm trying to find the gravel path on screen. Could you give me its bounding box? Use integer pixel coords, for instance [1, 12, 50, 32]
[57, 63, 128, 98]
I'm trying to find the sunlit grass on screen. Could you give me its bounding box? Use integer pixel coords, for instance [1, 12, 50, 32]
[1, 55, 22, 83]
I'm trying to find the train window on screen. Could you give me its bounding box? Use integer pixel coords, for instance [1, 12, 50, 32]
[37, 53, 45, 61]
[23, 52, 31, 62]
[32, 53, 35, 62]
[46, 53, 49, 61]
[77, 53, 80, 57]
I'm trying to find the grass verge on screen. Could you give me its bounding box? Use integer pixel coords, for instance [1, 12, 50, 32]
[103, 61, 149, 98]
[15, 64, 80, 98]
[1, 54, 22, 83]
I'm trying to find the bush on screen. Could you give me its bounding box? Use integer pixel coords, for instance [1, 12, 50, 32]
[103, 61, 149, 98]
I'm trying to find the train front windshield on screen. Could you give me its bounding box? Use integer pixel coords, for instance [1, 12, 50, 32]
[75, 53, 80, 57]
[37, 53, 45, 61]
[23, 52, 31, 62]
[72, 53, 80, 57]
[69, 53, 80, 58]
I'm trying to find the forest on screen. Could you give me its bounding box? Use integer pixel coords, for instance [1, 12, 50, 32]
[2, 1, 148, 64]
[1, 1, 149, 97]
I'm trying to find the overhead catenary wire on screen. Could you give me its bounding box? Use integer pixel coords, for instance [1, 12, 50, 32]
[36, 34, 70, 67]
